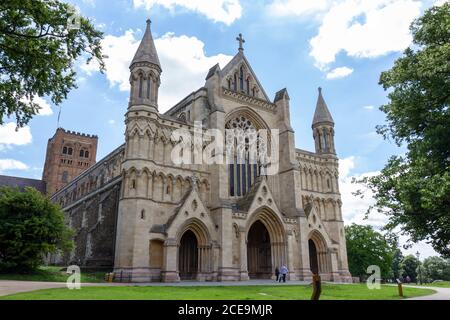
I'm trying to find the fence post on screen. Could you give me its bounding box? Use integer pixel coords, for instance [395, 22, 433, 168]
[396, 279, 403, 297]
[311, 274, 322, 300]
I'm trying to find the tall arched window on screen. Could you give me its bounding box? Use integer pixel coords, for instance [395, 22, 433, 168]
[233, 73, 237, 91]
[322, 128, 328, 151]
[85, 151, 89, 158]
[239, 66, 244, 91]
[79, 149, 85, 157]
[246, 78, 250, 95]
[138, 74, 143, 98]
[62, 146, 68, 154]
[226, 116, 262, 197]
[146, 76, 151, 99]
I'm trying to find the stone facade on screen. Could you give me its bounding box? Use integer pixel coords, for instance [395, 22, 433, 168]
[51, 20, 352, 282]
[43, 128, 98, 195]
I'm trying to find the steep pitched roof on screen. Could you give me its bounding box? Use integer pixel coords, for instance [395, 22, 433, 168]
[130, 19, 161, 69]
[312, 87, 334, 126]
[220, 51, 270, 101]
[274, 88, 290, 102]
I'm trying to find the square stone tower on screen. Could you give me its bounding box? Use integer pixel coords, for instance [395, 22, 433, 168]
[42, 128, 98, 195]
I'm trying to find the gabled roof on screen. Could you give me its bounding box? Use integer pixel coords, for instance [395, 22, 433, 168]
[274, 88, 289, 102]
[220, 51, 270, 102]
[312, 87, 334, 126]
[130, 19, 161, 70]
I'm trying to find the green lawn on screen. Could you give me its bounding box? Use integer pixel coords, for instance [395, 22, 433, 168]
[0, 266, 106, 283]
[0, 284, 435, 300]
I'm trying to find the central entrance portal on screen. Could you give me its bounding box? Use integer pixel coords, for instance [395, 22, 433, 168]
[309, 239, 319, 275]
[178, 230, 198, 280]
[247, 220, 272, 279]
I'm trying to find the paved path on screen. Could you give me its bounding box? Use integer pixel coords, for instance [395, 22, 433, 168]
[403, 285, 450, 300]
[0, 280, 110, 297]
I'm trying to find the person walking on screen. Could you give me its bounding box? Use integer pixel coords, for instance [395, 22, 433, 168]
[275, 267, 280, 282]
[280, 265, 288, 283]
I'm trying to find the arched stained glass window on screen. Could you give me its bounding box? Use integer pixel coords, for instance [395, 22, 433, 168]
[226, 115, 262, 197]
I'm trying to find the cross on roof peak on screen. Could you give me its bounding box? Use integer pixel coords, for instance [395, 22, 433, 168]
[236, 33, 245, 52]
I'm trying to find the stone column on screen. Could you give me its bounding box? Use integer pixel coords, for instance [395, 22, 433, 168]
[161, 238, 180, 282]
[287, 232, 297, 280]
[297, 216, 313, 281]
[239, 227, 249, 280]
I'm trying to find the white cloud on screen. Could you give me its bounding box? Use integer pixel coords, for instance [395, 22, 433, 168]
[108, 119, 116, 125]
[309, 0, 422, 69]
[0, 159, 29, 173]
[363, 105, 374, 110]
[326, 66, 353, 79]
[33, 96, 53, 116]
[0, 123, 32, 149]
[20, 96, 53, 116]
[268, 0, 332, 17]
[133, 0, 242, 25]
[339, 156, 385, 228]
[82, 30, 233, 112]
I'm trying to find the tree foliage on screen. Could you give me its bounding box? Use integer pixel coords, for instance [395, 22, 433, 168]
[422, 256, 450, 282]
[356, 4, 450, 257]
[345, 224, 395, 279]
[400, 255, 420, 282]
[392, 248, 404, 280]
[0, 0, 105, 127]
[0, 187, 73, 272]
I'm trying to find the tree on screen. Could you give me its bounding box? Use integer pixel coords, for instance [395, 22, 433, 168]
[345, 224, 395, 280]
[0, 187, 73, 272]
[356, 3, 450, 257]
[422, 256, 450, 281]
[392, 248, 404, 280]
[400, 255, 420, 283]
[0, 0, 105, 127]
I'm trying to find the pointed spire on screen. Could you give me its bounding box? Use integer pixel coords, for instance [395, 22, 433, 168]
[130, 19, 161, 70]
[312, 87, 334, 126]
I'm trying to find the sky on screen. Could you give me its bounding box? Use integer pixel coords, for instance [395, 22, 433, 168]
[1, 0, 447, 259]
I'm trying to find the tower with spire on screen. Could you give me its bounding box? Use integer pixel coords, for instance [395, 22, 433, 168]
[312, 87, 336, 155]
[129, 19, 161, 112]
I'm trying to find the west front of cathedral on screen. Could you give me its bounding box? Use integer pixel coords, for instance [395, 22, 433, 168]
[49, 20, 352, 283]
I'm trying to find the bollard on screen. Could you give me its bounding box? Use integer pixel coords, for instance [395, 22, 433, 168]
[396, 279, 403, 297]
[311, 274, 322, 300]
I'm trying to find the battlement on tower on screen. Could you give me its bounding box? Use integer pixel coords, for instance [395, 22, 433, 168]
[55, 127, 98, 139]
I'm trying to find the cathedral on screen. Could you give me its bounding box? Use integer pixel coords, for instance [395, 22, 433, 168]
[49, 20, 352, 282]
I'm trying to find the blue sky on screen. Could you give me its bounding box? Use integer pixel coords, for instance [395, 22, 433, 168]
[1, 0, 445, 258]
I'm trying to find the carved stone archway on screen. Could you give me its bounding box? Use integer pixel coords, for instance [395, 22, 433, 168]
[245, 207, 287, 279]
[308, 230, 331, 276]
[176, 218, 212, 281]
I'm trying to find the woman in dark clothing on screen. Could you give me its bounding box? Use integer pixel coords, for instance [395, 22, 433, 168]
[275, 267, 280, 282]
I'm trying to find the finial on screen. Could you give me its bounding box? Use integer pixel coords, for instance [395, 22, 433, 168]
[236, 33, 245, 52]
[146, 18, 151, 26]
[318, 87, 322, 94]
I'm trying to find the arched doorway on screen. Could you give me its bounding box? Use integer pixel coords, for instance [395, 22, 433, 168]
[247, 220, 272, 279]
[178, 230, 198, 280]
[309, 239, 319, 275]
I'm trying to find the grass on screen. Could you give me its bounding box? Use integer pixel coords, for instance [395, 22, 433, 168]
[0, 284, 435, 300]
[416, 281, 450, 288]
[0, 266, 106, 283]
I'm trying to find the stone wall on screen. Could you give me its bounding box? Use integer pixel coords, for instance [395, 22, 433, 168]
[50, 145, 124, 270]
